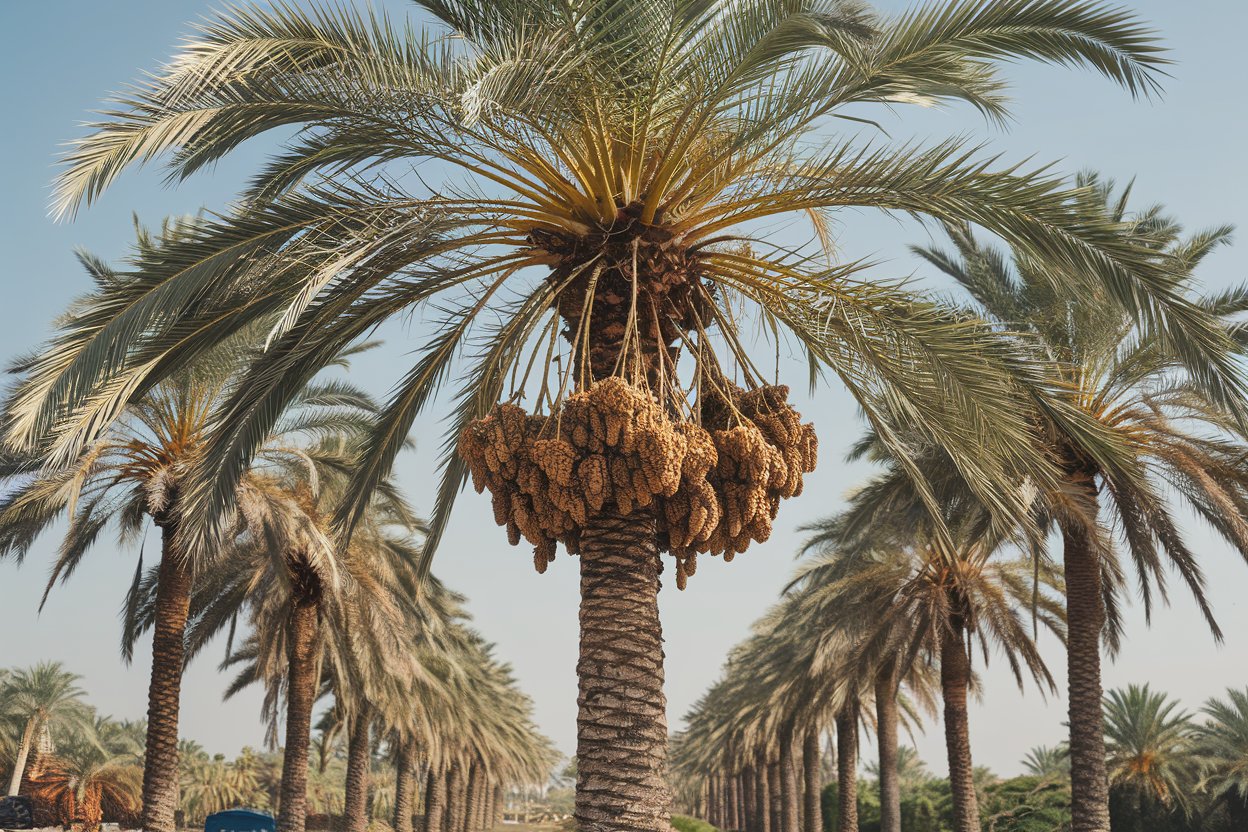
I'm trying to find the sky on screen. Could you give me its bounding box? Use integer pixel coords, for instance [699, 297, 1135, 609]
[1, 0, 1246, 780]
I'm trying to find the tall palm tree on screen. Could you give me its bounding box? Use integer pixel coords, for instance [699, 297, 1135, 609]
[1102, 684, 1196, 819]
[1192, 687, 1248, 828]
[129, 458, 428, 832]
[37, 3, 1229, 827]
[0, 228, 383, 832]
[795, 508, 1066, 832]
[910, 192, 1248, 831]
[0, 663, 93, 796]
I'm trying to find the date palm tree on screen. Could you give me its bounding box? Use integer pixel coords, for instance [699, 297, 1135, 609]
[0, 662, 93, 796]
[1102, 684, 1197, 820]
[26, 723, 143, 831]
[1021, 745, 1070, 780]
[0, 225, 383, 832]
[909, 189, 1248, 831]
[1192, 687, 1248, 828]
[35, 3, 1239, 828]
[794, 511, 1066, 832]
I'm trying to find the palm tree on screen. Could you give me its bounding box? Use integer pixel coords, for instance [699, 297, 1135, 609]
[27, 718, 143, 831]
[128, 457, 428, 832]
[1021, 745, 1070, 780]
[38, 3, 1225, 827]
[180, 754, 261, 826]
[0, 662, 93, 796]
[0, 228, 383, 832]
[1102, 684, 1196, 822]
[1192, 687, 1248, 828]
[910, 193, 1248, 831]
[794, 508, 1066, 832]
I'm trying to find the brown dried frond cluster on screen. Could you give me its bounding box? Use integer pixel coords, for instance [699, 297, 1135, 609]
[459, 377, 817, 587]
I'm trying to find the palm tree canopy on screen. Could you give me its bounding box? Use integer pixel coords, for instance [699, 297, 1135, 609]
[1192, 687, 1248, 805]
[20, 0, 1243, 571]
[1102, 683, 1196, 810]
[0, 663, 95, 742]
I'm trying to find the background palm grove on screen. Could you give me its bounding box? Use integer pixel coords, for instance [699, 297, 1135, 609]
[1, 2, 1246, 832]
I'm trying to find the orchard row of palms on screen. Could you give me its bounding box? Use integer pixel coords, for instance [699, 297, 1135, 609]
[4, 1, 1248, 831]
[1, 661, 553, 831]
[671, 190, 1248, 832]
[673, 685, 1247, 832]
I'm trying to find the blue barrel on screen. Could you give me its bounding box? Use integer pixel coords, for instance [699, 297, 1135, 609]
[204, 808, 276, 832]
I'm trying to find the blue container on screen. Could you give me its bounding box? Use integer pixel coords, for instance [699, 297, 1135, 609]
[204, 808, 277, 832]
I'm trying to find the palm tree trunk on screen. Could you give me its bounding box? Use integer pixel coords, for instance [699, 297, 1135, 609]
[394, 743, 416, 832]
[1062, 515, 1112, 832]
[727, 771, 740, 831]
[424, 767, 447, 832]
[779, 725, 800, 832]
[940, 618, 979, 832]
[742, 765, 757, 832]
[875, 669, 901, 832]
[277, 598, 320, 832]
[835, 705, 858, 832]
[708, 775, 720, 827]
[492, 784, 503, 829]
[767, 760, 782, 832]
[447, 761, 468, 832]
[344, 705, 372, 832]
[140, 525, 193, 832]
[466, 762, 484, 832]
[575, 508, 670, 832]
[802, 731, 821, 832]
[5, 715, 38, 796]
[757, 759, 771, 832]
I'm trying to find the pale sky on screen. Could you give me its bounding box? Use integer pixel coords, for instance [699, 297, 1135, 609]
[1, 1, 1245, 779]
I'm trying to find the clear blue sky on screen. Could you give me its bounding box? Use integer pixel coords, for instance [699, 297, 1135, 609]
[1, 1, 1245, 777]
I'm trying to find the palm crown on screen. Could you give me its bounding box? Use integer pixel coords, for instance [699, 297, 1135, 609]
[21, 0, 1241, 565]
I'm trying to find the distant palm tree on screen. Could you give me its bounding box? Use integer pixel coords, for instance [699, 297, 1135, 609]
[1192, 687, 1248, 828]
[27, 721, 143, 831]
[0, 663, 93, 795]
[0, 229, 383, 832]
[1021, 745, 1070, 780]
[37, 4, 1201, 826]
[180, 754, 261, 826]
[1103, 684, 1196, 817]
[797, 499, 1066, 832]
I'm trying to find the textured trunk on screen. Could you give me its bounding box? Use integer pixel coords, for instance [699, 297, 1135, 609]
[835, 704, 858, 832]
[779, 726, 800, 832]
[757, 760, 771, 832]
[424, 768, 447, 832]
[875, 669, 901, 832]
[1062, 512, 1112, 832]
[802, 732, 821, 832]
[575, 508, 670, 832]
[492, 783, 504, 829]
[727, 772, 740, 832]
[140, 525, 192, 832]
[767, 761, 782, 832]
[5, 716, 37, 795]
[394, 743, 416, 832]
[713, 773, 723, 828]
[742, 766, 757, 832]
[448, 761, 468, 832]
[277, 599, 320, 832]
[466, 762, 485, 832]
[344, 705, 372, 832]
[940, 619, 979, 832]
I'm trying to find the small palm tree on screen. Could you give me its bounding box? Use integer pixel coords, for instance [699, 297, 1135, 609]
[0, 662, 93, 796]
[180, 754, 261, 826]
[1103, 684, 1196, 816]
[37, 3, 1229, 827]
[1021, 745, 1070, 780]
[1192, 687, 1248, 828]
[27, 722, 143, 831]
